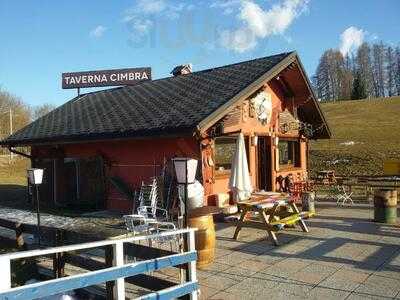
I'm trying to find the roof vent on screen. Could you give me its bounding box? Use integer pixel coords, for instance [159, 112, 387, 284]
[171, 64, 192, 76]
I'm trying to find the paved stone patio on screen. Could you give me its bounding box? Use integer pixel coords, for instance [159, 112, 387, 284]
[195, 202, 400, 299]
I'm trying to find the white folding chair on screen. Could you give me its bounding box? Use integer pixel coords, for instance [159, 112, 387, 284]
[335, 185, 354, 205]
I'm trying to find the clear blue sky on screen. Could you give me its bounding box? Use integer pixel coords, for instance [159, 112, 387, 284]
[0, 0, 399, 107]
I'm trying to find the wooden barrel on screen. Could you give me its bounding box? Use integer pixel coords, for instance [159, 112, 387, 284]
[188, 214, 216, 269]
[302, 192, 315, 214]
[374, 189, 397, 224]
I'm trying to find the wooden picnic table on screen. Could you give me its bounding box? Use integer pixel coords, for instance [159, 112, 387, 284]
[233, 192, 309, 246]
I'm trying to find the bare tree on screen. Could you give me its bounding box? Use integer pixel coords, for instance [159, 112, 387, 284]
[372, 42, 386, 97]
[314, 41, 400, 101]
[0, 89, 31, 135]
[395, 46, 400, 96]
[386, 46, 396, 97]
[32, 103, 56, 120]
[356, 42, 374, 98]
[314, 49, 352, 101]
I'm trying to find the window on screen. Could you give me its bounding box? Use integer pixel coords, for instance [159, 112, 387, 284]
[214, 136, 249, 173]
[278, 139, 300, 168]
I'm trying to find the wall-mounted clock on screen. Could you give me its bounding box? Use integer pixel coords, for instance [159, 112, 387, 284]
[250, 91, 272, 125]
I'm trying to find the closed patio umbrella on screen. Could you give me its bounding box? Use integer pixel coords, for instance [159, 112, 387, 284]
[229, 133, 253, 201]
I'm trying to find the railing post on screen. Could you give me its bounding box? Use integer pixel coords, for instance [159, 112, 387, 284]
[15, 222, 26, 250]
[187, 230, 198, 300]
[0, 256, 11, 292]
[105, 245, 115, 300]
[113, 241, 125, 300]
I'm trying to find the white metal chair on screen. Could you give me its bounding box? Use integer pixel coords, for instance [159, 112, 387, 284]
[137, 178, 169, 222]
[123, 214, 153, 236]
[334, 185, 354, 205]
[130, 178, 179, 252]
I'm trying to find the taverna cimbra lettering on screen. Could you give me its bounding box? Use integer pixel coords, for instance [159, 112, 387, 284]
[62, 67, 151, 89]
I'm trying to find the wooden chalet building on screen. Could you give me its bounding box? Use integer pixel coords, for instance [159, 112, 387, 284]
[1, 52, 330, 212]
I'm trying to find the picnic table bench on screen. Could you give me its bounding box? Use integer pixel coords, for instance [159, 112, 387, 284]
[233, 192, 309, 246]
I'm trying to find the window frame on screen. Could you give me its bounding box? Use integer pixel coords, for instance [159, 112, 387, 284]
[213, 135, 250, 177]
[277, 138, 301, 169]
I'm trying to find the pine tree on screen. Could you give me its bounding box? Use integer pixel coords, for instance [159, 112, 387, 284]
[351, 71, 367, 100]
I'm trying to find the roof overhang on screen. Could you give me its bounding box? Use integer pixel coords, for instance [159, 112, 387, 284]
[0, 126, 195, 148]
[196, 52, 331, 139]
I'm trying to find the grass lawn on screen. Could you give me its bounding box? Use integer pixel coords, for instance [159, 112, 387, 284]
[310, 96, 400, 176]
[0, 156, 30, 185]
[0, 157, 30, 209]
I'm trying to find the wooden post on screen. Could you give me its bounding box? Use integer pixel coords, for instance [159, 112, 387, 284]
[53, 230, 65, 278]
[105, 245, 115, 300]
[0, 256, 11, 292]
[112, 241, 125, 300]
[187, 230, 198, 300]
[15, 222, 26, 250]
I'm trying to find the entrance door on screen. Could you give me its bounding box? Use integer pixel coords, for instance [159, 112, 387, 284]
[258, 137, 272, 191]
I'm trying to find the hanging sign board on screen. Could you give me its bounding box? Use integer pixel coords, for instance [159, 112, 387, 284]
[62, 67, 151, 89]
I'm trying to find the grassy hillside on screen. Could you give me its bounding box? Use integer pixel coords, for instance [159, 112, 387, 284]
[310, 96, 400, 176]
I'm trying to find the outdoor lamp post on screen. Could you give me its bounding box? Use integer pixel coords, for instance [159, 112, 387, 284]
[173, 158, 198, 228]
[27, 168, 44, 247]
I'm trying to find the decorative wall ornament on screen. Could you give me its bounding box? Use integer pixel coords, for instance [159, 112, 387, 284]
[250, 91, 272, 125]
[278, 108, 316, 138]
[279, 109, 300, 134]
[242, 101, 249, 122]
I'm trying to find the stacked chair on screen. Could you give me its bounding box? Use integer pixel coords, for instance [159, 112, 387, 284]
[123, 177, 177, 247]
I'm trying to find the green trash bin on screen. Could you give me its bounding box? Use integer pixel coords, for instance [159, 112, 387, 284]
[374, 189, 397, 224]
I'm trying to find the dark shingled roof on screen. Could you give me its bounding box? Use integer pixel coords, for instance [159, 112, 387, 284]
[1, 52, 328, 146]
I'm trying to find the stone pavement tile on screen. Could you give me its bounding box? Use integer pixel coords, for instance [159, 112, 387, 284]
[354, 274, 400, 298]
[273, 233, 299, 244]
[346, 292, 393, 300]
[214, 247, 233, 259]
[200, 274, 239, 290]
[307, 286, 351, 300]
[239, 232, 270, 243]
[214, 250, 257, 266]
[375, 264, 400, 280]
[235, 258, 273, 272]
[198, 285, 220, 300]
[326, 243, 366, 260]
[286, 237, 322, 248]
[310, 258, 344, 270]
[214, 226, 235, 238]
[208, 290, 243, 300]
[221, 286, 275, 300]
[273, 280, 314, 299]
[389, 250, 400, 266]
[240, 242, 273, 255]
[260, 257, 312, 277]
[318, 269, 369, 292]
[224, 273, 283, 294]
[343, 260, 386, 274]
[288, 263, 338, 285]
[361, 247, 400, 266]
[215, 265, 258, 282]
[198, 262, 231, 275]
[197, 269, 218, 280]
[270, 243, 308, 255]
[254, 252, 286, 265]
[379, 235, 400, 245]
[214, 238, 249, 251]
